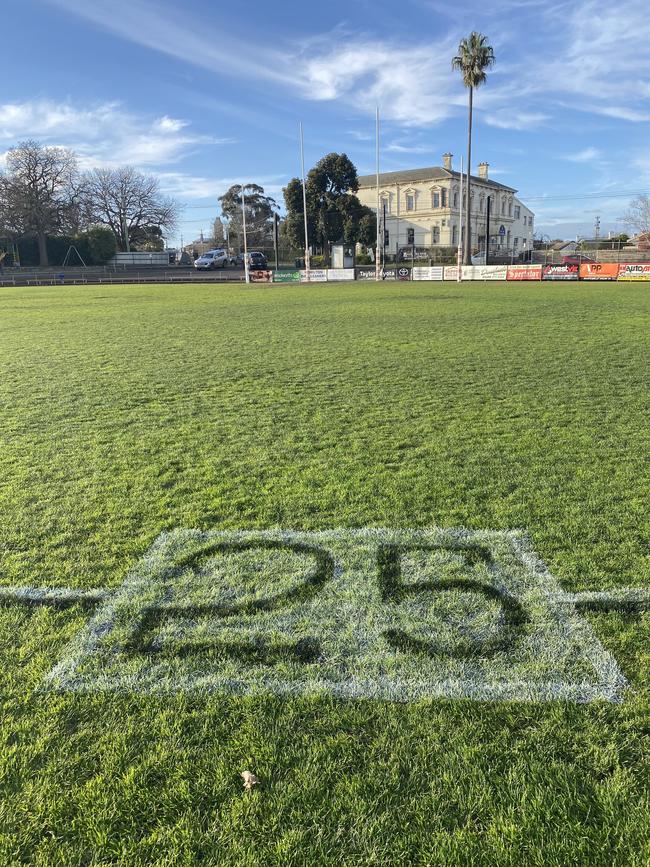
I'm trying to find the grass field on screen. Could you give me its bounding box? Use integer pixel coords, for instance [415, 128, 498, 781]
[0, 280, 649, 865]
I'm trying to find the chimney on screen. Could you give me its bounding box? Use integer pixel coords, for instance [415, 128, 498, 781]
[442, 152, 453, 170]
[478, 162, 489, 179]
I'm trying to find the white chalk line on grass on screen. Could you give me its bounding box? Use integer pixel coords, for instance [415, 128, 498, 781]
[2, 527, 648, 703]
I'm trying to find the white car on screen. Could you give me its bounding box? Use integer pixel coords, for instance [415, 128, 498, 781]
[193, 249, 230, 270]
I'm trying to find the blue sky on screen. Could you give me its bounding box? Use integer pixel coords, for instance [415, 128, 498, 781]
[2, 0, 649, 244]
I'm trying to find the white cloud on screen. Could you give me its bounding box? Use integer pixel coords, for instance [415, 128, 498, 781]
[386, 142, 434, 154]
[158, 172, 285, 202]
[484, 110, 549, 130]
[0, 99, 231, 169]
[563, 147, 602, 163]
[45, 0, 297, 87]
[41, 0, 650, 133]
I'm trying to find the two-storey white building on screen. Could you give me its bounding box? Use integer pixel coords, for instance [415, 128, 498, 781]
[356, 153, 534, 257]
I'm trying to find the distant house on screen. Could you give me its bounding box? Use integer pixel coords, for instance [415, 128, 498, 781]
[627, 232, 650, 251]
[550, 241, 577, 253]
[355, 153, 534, 257]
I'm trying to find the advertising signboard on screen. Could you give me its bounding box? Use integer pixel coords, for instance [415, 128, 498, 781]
[250, 270, 273, 283]
[273, 270, 301, 283]
[326, 268, 355, 281]
[355, 267, 378, 281]
[412, 266, 444, 281]
[542, 264, 579, 281]
[463, 265, 508, 281]
[618, 263, 650, 280]
[579, 263, 618, 281]
[397, 267, 411, 281]
[507, 265, 543, 281]
[300, 269, 327, 282]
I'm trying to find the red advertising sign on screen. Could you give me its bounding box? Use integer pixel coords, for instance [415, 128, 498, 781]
[507, 265, 543, 281]
[250, 269, 273, 282]
[580, 263, 618, 281]
[542, 264, 579, 281]
[618, 263, 650, 280]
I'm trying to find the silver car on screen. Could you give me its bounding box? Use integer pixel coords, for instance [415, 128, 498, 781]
[193, 249, 230, 270]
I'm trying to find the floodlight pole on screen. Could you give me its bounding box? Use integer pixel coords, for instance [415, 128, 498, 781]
[299, 122, 310, 281]
[457, 156, 463, 282]
[241, 185, 250, 284]
[375, 106, 381, 281]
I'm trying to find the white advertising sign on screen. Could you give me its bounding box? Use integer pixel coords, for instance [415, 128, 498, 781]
[300, 269, 327, 282]
[412, 266, 444, 281]
[463, 265, 508, 281]
[326, 268, 356, 281]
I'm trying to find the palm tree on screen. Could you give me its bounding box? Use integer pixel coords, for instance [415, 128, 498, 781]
[452, 32, 495, 265]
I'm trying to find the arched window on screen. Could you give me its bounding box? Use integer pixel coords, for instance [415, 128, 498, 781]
[431, 187, 440, 209]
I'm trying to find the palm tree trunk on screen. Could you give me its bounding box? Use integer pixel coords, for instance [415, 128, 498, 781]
[464, 86, 473, 265]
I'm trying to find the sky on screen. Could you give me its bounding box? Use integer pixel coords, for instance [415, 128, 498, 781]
[1, 0, 650, 245]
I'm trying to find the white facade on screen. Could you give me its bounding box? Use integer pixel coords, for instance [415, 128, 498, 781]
[356, 155, 534, 257]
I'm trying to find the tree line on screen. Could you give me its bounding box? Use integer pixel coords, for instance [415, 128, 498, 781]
[213, 154, 376, 265]
[0, 140, 178, 266]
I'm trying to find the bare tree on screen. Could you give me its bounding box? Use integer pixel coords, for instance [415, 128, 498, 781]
[83, 167, 178, 251]
[0, 140, 80, 266]
[620, 195, 650, 236]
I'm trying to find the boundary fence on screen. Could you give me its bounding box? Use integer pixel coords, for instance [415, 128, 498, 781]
[252, 262, 650, 283]
[2, 263, 649, 288]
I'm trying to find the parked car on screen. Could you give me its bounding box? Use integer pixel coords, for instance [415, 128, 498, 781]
[193, 249, 230, 270]
[561, 254, 597, 265]
[248, 251, 268, 270]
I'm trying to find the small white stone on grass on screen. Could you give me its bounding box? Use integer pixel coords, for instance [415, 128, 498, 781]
[241, 770, 259, 791]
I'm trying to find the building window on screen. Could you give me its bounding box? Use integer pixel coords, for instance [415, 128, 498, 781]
[432, 226, 440, 244]
[406, 194, 415, 211]
[529, 216, 533, 229]
[441, 188, 447, 207]
[514, 237, 519, 248]
[432, 191, 440, 208]
[479, 195, 484, 213]
[509, 200, 513, 216]
[523, 215, 527, 226]
[381, 195, 390, 214]
[407, 227, 415, 244]
[453, 191, 458, 208]
[514, 205, 521, 219]
[452, 225, 457, 245]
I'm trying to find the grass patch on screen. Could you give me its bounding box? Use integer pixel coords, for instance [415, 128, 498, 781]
[1, 280, 649, 864]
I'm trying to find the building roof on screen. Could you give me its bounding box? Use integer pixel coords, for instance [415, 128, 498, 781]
[357, 166, 517, 193]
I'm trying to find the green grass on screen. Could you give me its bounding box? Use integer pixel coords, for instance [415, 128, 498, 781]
[1, 280, 649, 865]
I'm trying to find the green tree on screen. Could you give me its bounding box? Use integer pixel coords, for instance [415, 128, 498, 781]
[452, 32, 495, 264]
[218, 184, 277, 250]
[283, 153, 375, 263]
[77, 226, 117, 264]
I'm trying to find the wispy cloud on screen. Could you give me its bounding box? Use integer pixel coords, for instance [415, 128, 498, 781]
[158, 172, 286, 201]
[563, 147, 602, 163]
[43, 0, 650, 132]
[0, 99, 231, 169]
[44, 0, 296, 88]
[386, 142, 434, 154]
[484, 110, 549, 130]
